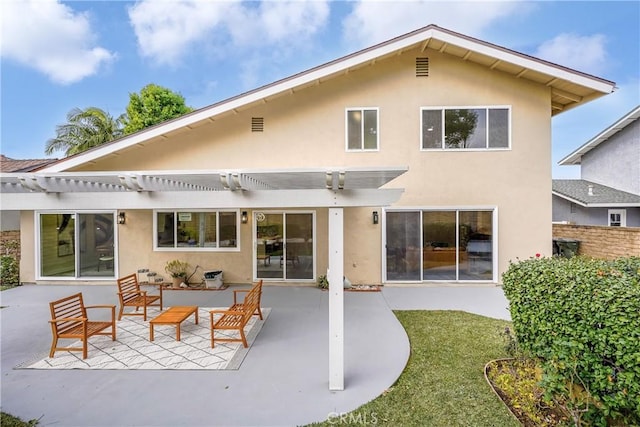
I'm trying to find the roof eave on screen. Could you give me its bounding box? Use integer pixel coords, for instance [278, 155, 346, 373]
[41, 24, 616, 173]
[552, 191, 588, 207]
[553, 191, 640, 208]
[559, 105, 640, 165]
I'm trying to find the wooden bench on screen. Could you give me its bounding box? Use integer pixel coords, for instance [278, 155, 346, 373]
[210, 280, 263, 348]
[228, 279, 263, 320]
[117, 273, 163, 321]
[49, 293, 116, 359]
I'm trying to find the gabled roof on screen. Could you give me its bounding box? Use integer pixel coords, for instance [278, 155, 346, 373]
[41, 24, 616, 173]
[0, 155, 58, 172]
[559, 105, 640, 165]
[553, 179, 640, 207]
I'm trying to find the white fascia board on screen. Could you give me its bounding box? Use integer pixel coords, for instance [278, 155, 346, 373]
[433, 30, 615, 94]
[559, 105, 640, 165]
[552, 191, 588, 207]
[586, 202, 640, 208]
[0, 188, 405, 210]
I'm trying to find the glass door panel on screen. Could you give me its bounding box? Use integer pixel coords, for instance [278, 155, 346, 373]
[40, 213, 75, 277]
[285, 213, 313, 280]
[255, 212, 314, 281]
[386, 211, 421, 281]
[39, 212, 116, 279]
[423, 211, 457, 280]
[79, 213, 115, 277]
[459, 211, 493, 280]
[256, 213, 284, 279]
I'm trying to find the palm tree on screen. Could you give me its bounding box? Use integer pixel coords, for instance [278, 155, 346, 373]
[45, 107, 124, 156]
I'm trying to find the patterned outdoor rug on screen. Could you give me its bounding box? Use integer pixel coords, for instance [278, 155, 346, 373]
[19, 307, 270, 370]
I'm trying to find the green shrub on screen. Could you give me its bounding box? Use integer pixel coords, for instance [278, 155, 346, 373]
[502, 256, 640, 426]
[1, 255, 19, 286]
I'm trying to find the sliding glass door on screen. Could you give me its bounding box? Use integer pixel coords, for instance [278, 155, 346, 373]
[39, 212, 116, 279]
[385, 209, 494, 282]
[255, 211, 314, 281]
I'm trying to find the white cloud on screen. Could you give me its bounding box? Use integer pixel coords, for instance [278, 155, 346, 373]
[342, 0, 526, 48]
[128, 0, 330, 66]
[127, 0, 235, 66]
[0, 0, 116, 85]
[535, 33, 608, 76]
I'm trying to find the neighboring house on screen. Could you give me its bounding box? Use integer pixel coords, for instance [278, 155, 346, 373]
[553, 106, 640, 227]
[1, 24, 615, 287]
[0, 155, 57, 231]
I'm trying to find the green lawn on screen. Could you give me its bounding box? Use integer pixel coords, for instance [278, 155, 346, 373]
[308, 310, 519, 427]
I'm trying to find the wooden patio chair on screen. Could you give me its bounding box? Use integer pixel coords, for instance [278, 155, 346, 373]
[228, 280, 263, 320]
[117, 273, 163, 321]
[49, 292, 116, 359]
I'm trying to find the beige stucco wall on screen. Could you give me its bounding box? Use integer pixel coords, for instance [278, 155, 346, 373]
[116, 209, 331, 286]
[19, 46, 552, 285]
[19, 211, 36, 282]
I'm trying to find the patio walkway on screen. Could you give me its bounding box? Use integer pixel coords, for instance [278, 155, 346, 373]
[0, 284, 510, 427]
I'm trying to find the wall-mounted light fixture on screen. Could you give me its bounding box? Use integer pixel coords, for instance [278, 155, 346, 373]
[118, 212, 126, 225]
[372, 211, 379, 225]
[241, 211, 248, 224]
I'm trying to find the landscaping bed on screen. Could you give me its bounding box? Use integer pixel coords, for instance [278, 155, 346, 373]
[485, 357, 569, 426]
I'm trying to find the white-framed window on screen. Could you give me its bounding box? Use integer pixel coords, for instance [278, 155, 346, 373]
[346, 107, 379, 151]
[608, 209, 626, 227]
[154, 210, 240, 251]
[384, 207, 497, 282]
[421, 106, 510, 150]
[36, 211, 117, 279]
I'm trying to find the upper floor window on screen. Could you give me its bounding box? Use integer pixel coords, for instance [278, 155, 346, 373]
[346, 108, 379, 151]
[421, 107, 510, 150]
[155, 210, 239, 250]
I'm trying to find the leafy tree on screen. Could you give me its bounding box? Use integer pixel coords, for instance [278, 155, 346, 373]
[45, 107, 124, 156]
[444, 109, 478, 148]
[122, 84, 193, 134]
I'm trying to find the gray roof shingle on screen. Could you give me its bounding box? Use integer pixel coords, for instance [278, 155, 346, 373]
[553, 179, 640, 206]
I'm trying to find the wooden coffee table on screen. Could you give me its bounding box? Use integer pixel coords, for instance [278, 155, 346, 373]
[149, 306, 199, 341]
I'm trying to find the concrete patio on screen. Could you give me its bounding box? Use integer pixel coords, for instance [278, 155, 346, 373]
[1, 284, 510, 427]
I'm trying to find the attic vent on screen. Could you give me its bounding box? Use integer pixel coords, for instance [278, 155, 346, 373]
[251, 117, 264, 132]
[416, 57, 429, 77]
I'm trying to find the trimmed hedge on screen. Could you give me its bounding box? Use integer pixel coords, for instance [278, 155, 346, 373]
[1, 255, 19, 286]
[502, 256, 640, 426]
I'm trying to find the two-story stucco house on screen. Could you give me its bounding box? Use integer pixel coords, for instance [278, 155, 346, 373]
[553, 105, 640, 227]
[1, 24, 615, 288]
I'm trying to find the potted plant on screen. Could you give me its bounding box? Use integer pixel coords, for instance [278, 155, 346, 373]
[165, 259, 190, 288]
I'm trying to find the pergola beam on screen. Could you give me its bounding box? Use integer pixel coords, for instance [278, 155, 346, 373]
[0, 188, 404, 210]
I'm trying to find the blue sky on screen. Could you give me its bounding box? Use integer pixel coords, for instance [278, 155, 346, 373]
[1, 0, 638, 178]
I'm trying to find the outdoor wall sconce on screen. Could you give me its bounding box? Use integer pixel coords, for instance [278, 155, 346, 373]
[372, 211, 379, 225]
[241, 211, 248, 224]
[118, 212, 126, 225]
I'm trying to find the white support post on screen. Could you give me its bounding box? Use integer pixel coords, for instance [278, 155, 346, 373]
[328, 207, 344, 391]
